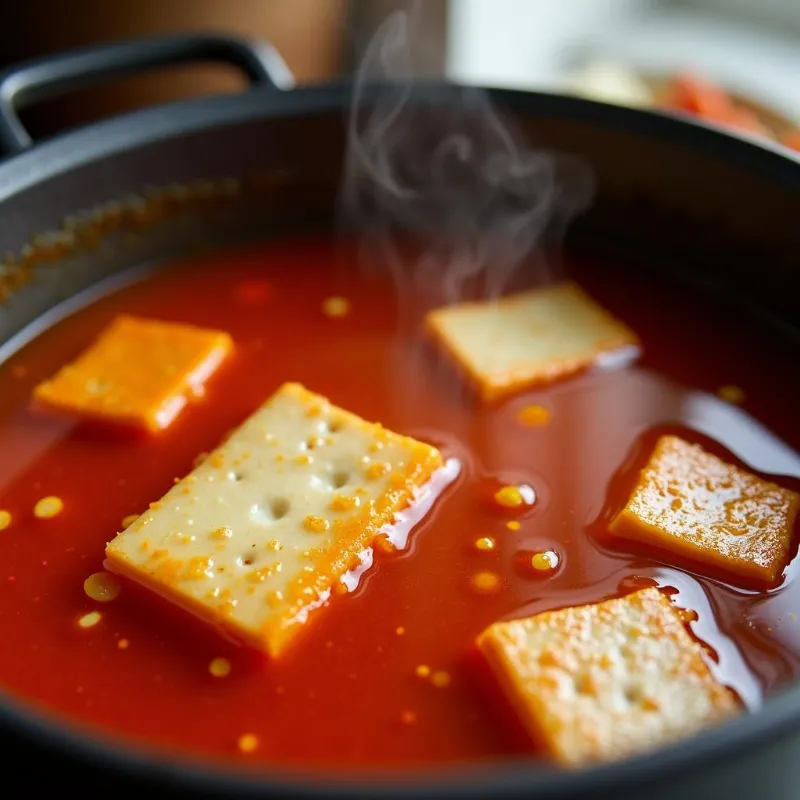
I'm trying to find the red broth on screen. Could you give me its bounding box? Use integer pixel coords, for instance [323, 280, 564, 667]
[0, 235, 798, 773]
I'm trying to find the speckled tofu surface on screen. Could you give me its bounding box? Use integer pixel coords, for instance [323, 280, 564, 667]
[477, 587, 739, 767]
[610, 436, 799, 587]
[104, 382, 445, 656]
[33, 314, 232, 432]
[425, 282, 639, 403]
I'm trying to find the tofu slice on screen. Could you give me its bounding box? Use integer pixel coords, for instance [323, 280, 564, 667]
[610, 435, 799, 587]
[105, 382, 445, 656]
[33, 315, 232, 432]
[477, 587, 738, 767]
[425, 282, 639, 403]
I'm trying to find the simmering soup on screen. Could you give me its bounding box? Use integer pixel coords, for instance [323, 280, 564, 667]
[0, 235, 797, 773]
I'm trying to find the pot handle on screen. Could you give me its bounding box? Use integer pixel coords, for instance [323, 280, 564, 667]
[0, 33, 293, 154]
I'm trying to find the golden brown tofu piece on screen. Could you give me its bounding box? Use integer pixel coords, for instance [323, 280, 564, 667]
[33, 315, 232, 432]
[610, 435, 798, 587]
[477, 587, 738, 767]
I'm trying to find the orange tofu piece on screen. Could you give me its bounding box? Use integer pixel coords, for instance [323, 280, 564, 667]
[610, 436, 799, 587]
[33, 315, 232, 432]
[477, 587, 738, 767]
[425, 282, 639, 403]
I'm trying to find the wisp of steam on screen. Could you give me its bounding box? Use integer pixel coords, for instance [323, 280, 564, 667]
[339, 9, 595, 311]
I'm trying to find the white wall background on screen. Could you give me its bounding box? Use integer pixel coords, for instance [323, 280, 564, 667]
[446, 0, 800, 121]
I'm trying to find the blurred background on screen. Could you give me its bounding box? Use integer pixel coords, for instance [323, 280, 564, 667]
[0, 0, 798, 147]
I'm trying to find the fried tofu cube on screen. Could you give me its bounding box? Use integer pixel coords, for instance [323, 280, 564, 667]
[425, 282, 639, 403]
[33, 315, 232, 432]
[105, 382, 446, 657]
[477, 587, 738, 767]
[610, 436, 799, 587]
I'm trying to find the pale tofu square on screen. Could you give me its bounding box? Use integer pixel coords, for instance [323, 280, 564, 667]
[105, 382, 445, 656]
[477, 587, 738, 767]
[610, 436, 799, 588]
[425, 282, 639, 402]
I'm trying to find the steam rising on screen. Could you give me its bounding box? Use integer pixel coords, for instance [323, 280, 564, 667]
[340, 10, 595, 308]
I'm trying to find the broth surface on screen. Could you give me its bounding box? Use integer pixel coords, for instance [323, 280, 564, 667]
[0, 235, 798, 773]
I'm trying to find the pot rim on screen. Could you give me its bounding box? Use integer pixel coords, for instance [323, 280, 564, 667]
[1, 81, 799, 797]
[0, 79, 798, 202]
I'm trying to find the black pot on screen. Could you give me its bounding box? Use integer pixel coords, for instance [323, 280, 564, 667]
[0, 33, 798, 800]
